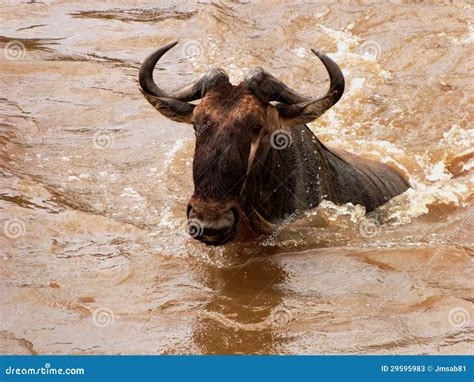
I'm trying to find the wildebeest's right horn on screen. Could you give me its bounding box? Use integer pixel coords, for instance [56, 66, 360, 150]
[139, 41, 229, 123]
[245, 49, 345, 125]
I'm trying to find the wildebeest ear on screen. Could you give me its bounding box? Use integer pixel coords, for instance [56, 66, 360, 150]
[275, 91, 338, 126]
[141, 90, 195, 124]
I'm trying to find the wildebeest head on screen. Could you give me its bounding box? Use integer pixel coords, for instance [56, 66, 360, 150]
[139, 41, 344, 244]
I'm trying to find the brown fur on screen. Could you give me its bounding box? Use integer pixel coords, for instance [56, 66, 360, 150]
[139, 44, 410, 243]
[189, 82, 409, 238]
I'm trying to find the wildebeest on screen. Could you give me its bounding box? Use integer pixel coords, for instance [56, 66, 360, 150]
[139, 41, 410, 245]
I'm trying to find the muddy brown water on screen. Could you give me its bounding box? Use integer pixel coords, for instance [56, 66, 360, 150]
[0, 1, 473, 355]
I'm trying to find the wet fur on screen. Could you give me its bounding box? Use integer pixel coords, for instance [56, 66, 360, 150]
[192, 83, 410, 225]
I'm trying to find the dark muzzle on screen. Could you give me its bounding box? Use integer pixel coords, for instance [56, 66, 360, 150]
[187, 199, 240, 245]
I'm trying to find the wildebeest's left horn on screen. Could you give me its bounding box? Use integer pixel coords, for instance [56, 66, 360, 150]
[139, 41, 229, 123]
[245, 49, 345, 125]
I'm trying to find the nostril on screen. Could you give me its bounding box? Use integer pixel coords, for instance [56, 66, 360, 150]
[188, 217, 204, 239]
[187, 205, 201, 222]
[185, 203, 240, 243]
[200, 208, 236, 237]
[230, 207, 240, 226]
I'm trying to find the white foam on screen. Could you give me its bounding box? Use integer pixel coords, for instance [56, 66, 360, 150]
[315, 200, 366, 224]
[451, 23, 474, 45]
[157, 206, 175, 228]
[462, 159, 474, 172]
[293, 47, 306, 58]
[349, 77, 366, 93]
[164, 139, 186, 166]
[443, 124, 474, 149]
[426, 161, 452, 182]
[120, 187, 145, 201]
[381, 181, 471, 225]
[319, 25, 358, 60]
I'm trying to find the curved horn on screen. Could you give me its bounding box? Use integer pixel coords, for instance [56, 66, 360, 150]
[139, 41, 229, 123]
[245, 49, 344, 124]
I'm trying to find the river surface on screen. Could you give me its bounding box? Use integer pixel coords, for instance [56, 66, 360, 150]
[1, 0, 473, 355]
